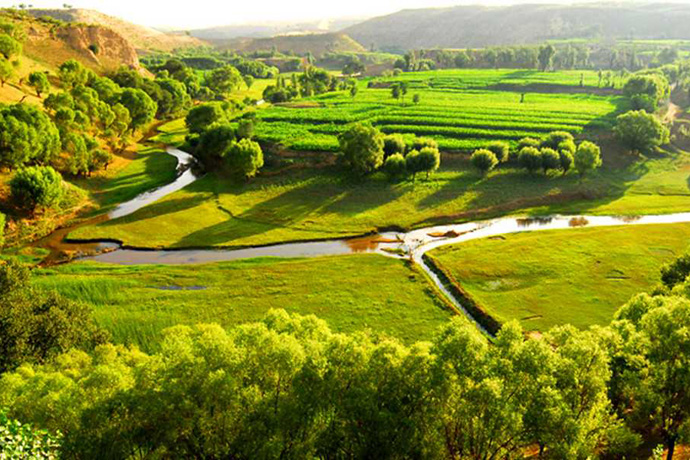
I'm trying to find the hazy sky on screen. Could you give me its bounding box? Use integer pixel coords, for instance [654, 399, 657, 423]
[0, 0, 671, 29]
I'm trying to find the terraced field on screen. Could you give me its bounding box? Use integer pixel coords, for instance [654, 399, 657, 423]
[254, 69, 626, 152]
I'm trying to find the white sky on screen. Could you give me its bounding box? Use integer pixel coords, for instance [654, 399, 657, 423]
[0, 0, 677, 29]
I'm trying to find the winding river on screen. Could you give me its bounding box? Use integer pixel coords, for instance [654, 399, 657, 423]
[38, 147, 690, 331]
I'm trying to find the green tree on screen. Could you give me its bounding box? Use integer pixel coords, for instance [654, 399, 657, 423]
[660, 253, 690, 289]
[610, 295, 690, 460]
[155, 78, 191, 119]
[0, 103, 61, 169]
[0, 33, 21, 60]
[62, 132, 90, 176]
[196, 124, 236, 166]
[27, 71, 49, 98]
[206, 65, 242, 95]
[417, 146, 441, 179]
[391, 84, 401, 102]
[0, 260, 106, 373]
[518, 146, 542, 174]
[574, 141, 602, 178]
[485, 141, 509, 162]
[243, 74, 254, 90]
[237, 119, 255, 140]
[383, 153, 407, 180]
[337, 123, 384, 175]
[224, 138, 264, 179]
[559, 149, 574, 175]
[541, 131, 574, 150]
[624, 74, 669, 108]
[58, 59, 88, 89]
[349, 84, 358, 99]
[0, 57, 13, 87]
[185, 102, 229, 135]
[471, 148, 498, 175]
[413, 93, 420, 105]
[412, 137, 438, 151]
[614, 110, 670, 154]
[538, 44, 556, 71]
[540, 147, 560, 174]
[383, 134, 406, 158]
[119, 88, 157, 132]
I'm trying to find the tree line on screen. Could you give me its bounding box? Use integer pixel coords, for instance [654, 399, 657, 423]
[2, 253, 690, 458]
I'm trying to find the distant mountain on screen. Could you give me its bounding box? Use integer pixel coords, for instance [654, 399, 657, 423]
[27, 9, 204, 52]
[190, 18, 367, 40]
[211, 33, 366, 58]
[344, 3, 690, 51]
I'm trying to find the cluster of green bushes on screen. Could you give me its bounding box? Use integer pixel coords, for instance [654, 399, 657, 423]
[263, 66, 354, 103]
[3, 255, 690, 458]
[185, 102, 264, 179]
[469, 131, 602, 178]
[338, 123, 441, 180]
[142, 49, 279, 79]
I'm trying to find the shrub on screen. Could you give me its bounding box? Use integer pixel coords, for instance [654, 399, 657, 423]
[558, 139, 576, 155]
[541, 131, 574, 150]
[10, 166, 63, 212]
[471, 149, 498, 175]
[224, 138, 264, 179]
[383, 153, 407, 180]
[383, 134, 406, 158]
[540, 148, 560, 174]
[518, 147, 542, 174]
[485, 141, 509, 162]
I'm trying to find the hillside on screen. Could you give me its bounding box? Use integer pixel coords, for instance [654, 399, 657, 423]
[210, 32, 366, 57]
[27, 8, 204, 52]
[190, 18, 367, 40]
[343, 2, 690, 51]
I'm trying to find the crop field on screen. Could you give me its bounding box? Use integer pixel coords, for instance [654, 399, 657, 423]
[34, 254, 454, 350]
[253, 69, 625, 152]
[427, 223, 690, 331]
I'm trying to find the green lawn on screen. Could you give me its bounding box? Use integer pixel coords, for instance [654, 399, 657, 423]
[34, 254, 454, 350]
[427, 223, 690, 331]
[70, 149, 690, 249]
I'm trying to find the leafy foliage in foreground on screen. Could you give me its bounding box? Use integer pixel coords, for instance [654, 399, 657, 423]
[0, 410, 61, 459]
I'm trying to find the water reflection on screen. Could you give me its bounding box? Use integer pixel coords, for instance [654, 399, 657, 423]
[568, 217, 589, 227]
[516, 217, 554, 228]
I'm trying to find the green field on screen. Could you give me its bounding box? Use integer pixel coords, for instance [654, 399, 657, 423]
[427, 223, 690, 331]
[253, 69, 624, 152]
[34, 254, 454, 350]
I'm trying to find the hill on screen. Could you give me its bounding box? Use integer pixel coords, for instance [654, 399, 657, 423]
[210, 32, 366, 58]
[27, 8, 204, 52]
[191, 18, 366, 40]
[343, 2, 690, 51]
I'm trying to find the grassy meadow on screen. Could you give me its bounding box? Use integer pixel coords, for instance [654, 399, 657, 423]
[34, 254, 455, 350]
[427, 223, 690, 331]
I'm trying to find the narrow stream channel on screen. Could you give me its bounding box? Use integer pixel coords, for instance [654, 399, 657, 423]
[38, 147, 690, 332]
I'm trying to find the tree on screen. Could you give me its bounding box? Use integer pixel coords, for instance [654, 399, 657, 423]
[518, 146, 542, 174]
[383, 153, 406, 180]
[196, 124, 236, 166]
[337, 123, 384, 175]
[518, 137, 541, 151]
[243, 74, 254, 90]
[0, 34, 21, 60]
[9, 166, 63, 212]
[391, 84, 401, 102]
[559, 150, 574, 175]
[614, 110, 670, 154]
[417, 147, 441, 179]
[471, 149, 498, 175]
[540, 147, 560, 174]
[660, 253, 690, 289]
[538, 44, 556, 71]
[413, 93, 420, 105]
[412, 137, 438, 151]
[237, 119, 255, 140]
[485, 141, 509, 162]
[0, 57, 13, 87]
[62, 132, 90, 176]
[574, 141, 602, 178]
[119, 88, 157, 132]
[88, 149, 112, 173]
[349, 84, 358, 99]
[0, 103, 61, 169]
[155, 78, 191, 119]
[224, 138, 263, 179]
[206, 65, 242, 95]
[27, 71, 49, 98]
[58, 59, 88, 89]
[405, 149, 424, 180]
[383, 134, 405, 158]
[624, 74, 669, 109]
[610, 295, 690, 460]
[541, 131, 574, 150]
[185, 102, 229, 135]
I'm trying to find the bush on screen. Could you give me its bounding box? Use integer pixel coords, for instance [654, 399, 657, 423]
[405, 150, 423, 180]
[558, 139, 576, 155]
[540, 148, 560, 174]
[517, 137, 541, 151]
[518, 147, 542, 174]
[614, 110, 670, 154]
[10, 166, 63, 212]
[541, 131, 574, 150]
[383, 134, 406, 158]
[630, 94, 656, 113]
[471, 149, 498, 175]
[224, 138, 264, 179]
[417, 147, 441, 179]
[485, 141, 509, 163]
[559, 150, 574, 175]
[383, 153, 407, 180]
